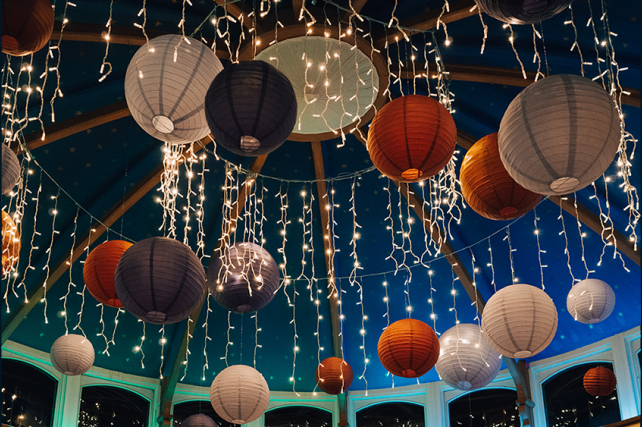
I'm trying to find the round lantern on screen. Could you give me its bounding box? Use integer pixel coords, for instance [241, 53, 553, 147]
[567, 279, 616, 324]
[473, 0, 574, 25]
[498, 74, 620, 195]
[209, 365, 270, 424]
[204, 61, 297, 156]
[367, 95, 457, 182]
[460, 132, 542, 220]
[83, 240, 133, 308]
[2, 143, 21, 195]
[584, 366, 617, 396]
[114, 237, 206, 324]
[377, 318, 440, 378]
[435, 323, 502, 391]
[182, 414, 218, 427]
[315, 357, 354, 395]
[1, 0, 54, 56]
[124, 34, 223, 145]
[207, 242, 279, 313]
[2, 211, 20, 276]
[50, 334, 95, 376]
[482, 284, 558, 358]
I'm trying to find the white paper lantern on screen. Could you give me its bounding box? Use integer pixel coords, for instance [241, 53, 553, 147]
[50, 334, 95, 376]
[567, 278, 616, 324]
[498, 74, 620, 195]
[2, 143, 20, 195]
[125, 34, 223, 145]
[482, 284, 558, 358]
[209, 365, 269, 424]
[435, 323, 502, 391]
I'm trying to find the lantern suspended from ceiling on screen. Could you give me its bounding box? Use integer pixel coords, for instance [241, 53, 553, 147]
[377, 318, 440, 378]
[1, 143, 20, 195]
[210, 365, 270, 424]
[567, 279, 616, 324]
[473, 0, 575, 25]
[1, 0, 54, 56]
[83, 240, 133, 308]
[50, 334, 95, 376]
[2, 211, 20, 276]
[182, 414, 218, 427]
[315, 357, 354, 395]
[584, 366, 617, 396]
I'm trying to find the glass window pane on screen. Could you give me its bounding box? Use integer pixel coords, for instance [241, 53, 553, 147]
[79, 385, 149, 426]
[172, 400, 239, 427]
[357, 403, 424, 427]
[265, 406, 333, 427]
[448, 389, 520, 427]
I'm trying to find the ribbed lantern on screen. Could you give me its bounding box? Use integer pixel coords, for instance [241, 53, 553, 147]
[377, 318, 440, 378]
[584, 366, 617, 396]
[204, 61, 297, 156]
[114, 237, 206, 324]
[567, 279, 616, 324]
[182, 414, 218, 427]
[482, 284, 558, 358]
[315, 357, 354, 395]
[207, 242, 280, 313]
[460, 132, 542, 220]
[1, 0, 54, 56]
[435, 324, 502, 391]
[2, 211, 20, 276]
[473, 0, 574, 25]
[498, 74, 620, 195]
[2, 143, 21, 195]
[83, 240, 133, 308]
[209, 365, 270, 424]
[125, 34, 223, 145]
[367, 95, 457, 182]
[50, 334, 95, 376]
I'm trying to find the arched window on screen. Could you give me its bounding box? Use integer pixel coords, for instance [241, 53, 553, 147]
[448, 389, 519, 426]
[78, 385, 149, 426]
[543, 362, 621, 427]
[172, 400, 239, 427]
[1, 358, 58, 427]
[357, 402, 424, 427]
[265, 406, 333, 427]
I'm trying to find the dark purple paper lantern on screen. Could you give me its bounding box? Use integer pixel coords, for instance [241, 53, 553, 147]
[183, 414, 218, 427]
[114, 237, 206, 324]
[474, 0, 574, 25]
[207, 242, 280, 313]
[204, 61, 297, 157]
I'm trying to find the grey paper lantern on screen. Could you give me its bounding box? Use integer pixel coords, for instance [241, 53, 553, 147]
[50, 334, 95, 376]
[207, 242, 279, 313]
[567, 278, 616, 324]
[209, 365, 270, 424]
[474, 0, 574, 25]
[2, 143, 20, 194]
[125, 34, 223, 145]
[205, 61, 297, 156]
[481, 284, 558, 358]
[498, 74, 620, 195]
[114, 237, 206, 324]
[182, 414, 218, 427]
[435, 323, 502, 391]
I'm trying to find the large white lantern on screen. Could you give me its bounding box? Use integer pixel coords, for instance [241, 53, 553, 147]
[481, 284, 558, 358]
[50, 334, 95, 376]
[498, 74, 620, 195]
[209, 365, 269, 424]
[435, 323, 502, 391]
[124, 34, 223, 144]
[567, 278, 616, 324]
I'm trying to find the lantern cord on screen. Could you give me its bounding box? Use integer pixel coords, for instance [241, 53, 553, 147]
[573, 192, 592, 280]
[533, 208, 546, 290]
[558, 197, 578, 286]
[504, 227, 517, 284]
[487, 237, 497, 293]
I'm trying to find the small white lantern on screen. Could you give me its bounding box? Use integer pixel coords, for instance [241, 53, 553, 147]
[50, 334, 95, 376]
[209, 365, 269, 424]
[567, 278, 616, 324]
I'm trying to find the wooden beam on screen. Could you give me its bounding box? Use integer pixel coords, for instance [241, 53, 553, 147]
[292, 0, 304, 17]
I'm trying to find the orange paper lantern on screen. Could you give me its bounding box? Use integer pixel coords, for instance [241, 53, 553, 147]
[2, 211, 21, 276]
[83, 240, 133, 308]
[584, 366, 617, 396]
[367, 95, 457, 182]
[460, 132, 542, 220]
[377, 318, 440, 378]
[1, 0, 54, 56]
[315, 357, 354, 395]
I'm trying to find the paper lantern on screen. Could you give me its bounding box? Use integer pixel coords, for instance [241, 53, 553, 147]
[584, 366, 617, 396]
[482, 284, 558, 358]
[473, 0, 574, 25]
[114, 237, 206, 324]
[50, 334, 95, 376]
[2, 211, 20, 276]
[1, 0, 54, 56]
[83, 240, 133, 308]
[1, 143, 20, 195]
[460, 132, 542, 220]
[435, 324, 502, 391]
[567, 279, 616, 324]
[377, 318, 440, 378]
[367, 95, 457, 182]
[315, 357, 354, 395]
[498, 74, 620, 195]
[204, 61, 297, 156]
[207, 242, 279, 313]
[209, 365, 270, 424]
[182, 414, 218, 427]
[125, 34, 223, 145]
